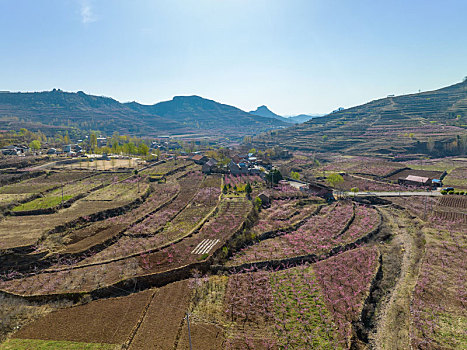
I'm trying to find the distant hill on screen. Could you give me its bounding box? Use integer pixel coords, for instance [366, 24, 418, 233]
[286, 114, 323, 123]
[249, 105, 292, 123]
[126, 96, 288, 136]
[0, 89, 185, 136]
[0, 90, 287, 139]
[254, 80, 467, 157]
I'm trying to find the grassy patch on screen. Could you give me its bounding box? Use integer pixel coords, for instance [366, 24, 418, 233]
[271, 266, 342, 349]
[12, 195, 73, 211]
[0, 339, 118, 350]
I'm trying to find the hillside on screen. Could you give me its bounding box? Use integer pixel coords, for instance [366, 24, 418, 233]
[0, 91, 287, 139]
[0, 89, 185, 137]
[254, 80, 467, 157]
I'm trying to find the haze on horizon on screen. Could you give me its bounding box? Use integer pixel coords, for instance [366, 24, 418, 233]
[1, 0, 467, 115]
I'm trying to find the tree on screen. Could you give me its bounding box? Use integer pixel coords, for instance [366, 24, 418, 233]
[245, 183, 252, 197]
[63, 132, 70, 145]
[29, 139, 41, 151]
[326, 172, 344, 188]
[254, 197, 262, 210]
[350, 187, 359, 196]
[138, 143, 149, 156]
[112, 140, 120, 154]
[290, 171, 300, 180]
[266, 169, 283, 185]
[222, 184, 228, 194]
[90, 133, 97, 153]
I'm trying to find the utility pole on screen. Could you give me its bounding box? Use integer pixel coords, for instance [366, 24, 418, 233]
[186, 312, 193, 350]
[424, 195, 427, 220]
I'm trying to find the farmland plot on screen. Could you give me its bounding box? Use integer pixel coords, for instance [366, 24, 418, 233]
[81, 173, 217, 263]
[0, 199, 251, 296]
[0, 175, 148, 250]
[11, 173, 117, 212]
[410, 222, 467, 349]
[443, 167, 467, 189]
[129, 281, 191, 350]
[10, 289, 154, 345]
[227, 202, 379, 267]
[251, 199, 321, 237]
[433, 195, 467, 223]
[184, 247, 379, 349]
[58, 180, 181, 254]
[0, 171, 94, 195]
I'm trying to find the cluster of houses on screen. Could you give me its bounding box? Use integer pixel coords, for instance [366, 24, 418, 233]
[1, 143, 86, 157]
[150, 140, 182, 152]
[1, 145, 29, 156]
[191, 152, 272, 176]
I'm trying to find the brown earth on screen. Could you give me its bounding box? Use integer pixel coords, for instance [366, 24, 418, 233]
[129, 280, 191, 350]
[62, 223, 126, 254]
[12, 289, 153, 344]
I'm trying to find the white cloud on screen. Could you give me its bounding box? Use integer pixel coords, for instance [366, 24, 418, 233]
[80, 0, 97, 24]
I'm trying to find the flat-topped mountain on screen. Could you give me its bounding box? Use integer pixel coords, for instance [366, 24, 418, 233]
[0, 90, 287, 138]
[254, 79, 467, 157]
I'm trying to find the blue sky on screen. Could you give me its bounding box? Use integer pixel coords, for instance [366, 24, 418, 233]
[1, 0, 466, 115]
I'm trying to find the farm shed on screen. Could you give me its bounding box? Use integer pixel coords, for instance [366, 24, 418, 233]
[258, 193, 271, 208]
[191, 154, 208, 165]
[399, 175, 432, 187]
[307, 182, 335, 201]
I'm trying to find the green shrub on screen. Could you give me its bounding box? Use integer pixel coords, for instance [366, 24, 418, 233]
[197, 253, 209, 261]
[441, 190, 447, 195]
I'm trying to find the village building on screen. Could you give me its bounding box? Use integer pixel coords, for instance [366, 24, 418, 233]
[399, 175, 432, 187]
[258, 193, 271, 208]
[202, 158, 218, 174]
[191, 154, 208, 165]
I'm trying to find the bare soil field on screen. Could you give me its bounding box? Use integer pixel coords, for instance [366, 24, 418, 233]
[129, 281, 191, 350]
[12, 289, 153, 344]
[60, 158, 140, 171]
[433, 195, 467, 223]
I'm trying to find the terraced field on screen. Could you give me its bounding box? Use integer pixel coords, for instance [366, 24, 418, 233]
[254, 80, 467, 158]
[0, 156, 465, 350]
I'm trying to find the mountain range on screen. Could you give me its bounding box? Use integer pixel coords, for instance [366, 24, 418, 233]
[253, 79, 467, 157]
[0, 90, 288, 139]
